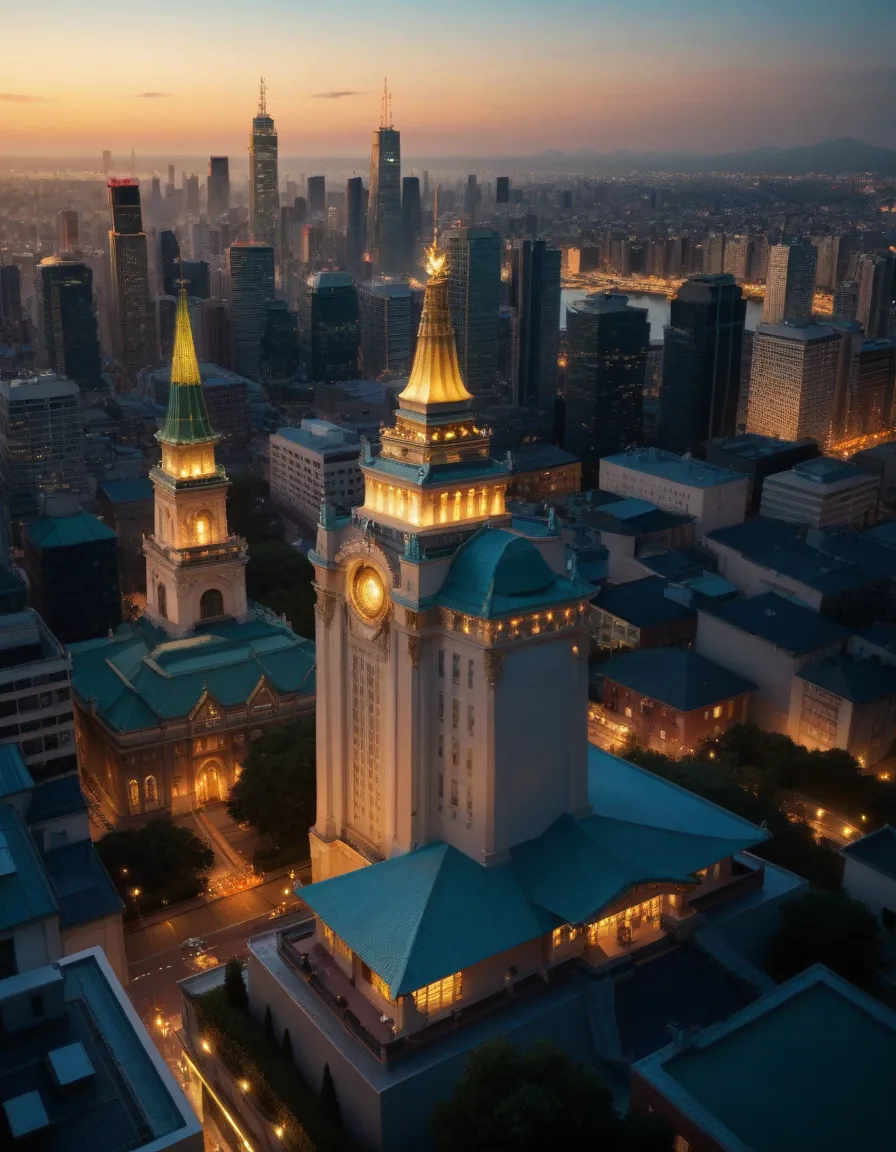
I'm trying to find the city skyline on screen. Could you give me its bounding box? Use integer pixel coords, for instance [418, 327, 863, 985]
[2, 0, 896, 156]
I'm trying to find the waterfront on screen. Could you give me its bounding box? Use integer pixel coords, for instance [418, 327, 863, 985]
[560, 287, 763, 339]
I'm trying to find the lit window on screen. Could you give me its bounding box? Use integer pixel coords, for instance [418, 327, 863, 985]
[370, 969, 391, 1001]
[412, 972, 462, 1017]
[660, 730, 666, 741]
[625, 706, 632, 719]
[438, 650, 445, 678]
[713, 705, 723, 719]
[322, 924, 351, 962]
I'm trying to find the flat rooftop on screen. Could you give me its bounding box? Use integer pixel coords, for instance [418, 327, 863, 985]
[710, 433, 819, 461]
[0, 950, 199, 1152]
[841, 824, 896, 881]
[602, 448, 745, 490]
[635, 965, 896, 1152]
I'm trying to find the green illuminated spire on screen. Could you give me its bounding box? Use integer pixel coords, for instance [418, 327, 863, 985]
[156, 288, 217, 446]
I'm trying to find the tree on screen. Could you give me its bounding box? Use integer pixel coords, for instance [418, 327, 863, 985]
[769, 891, 881, 989]
[431, 1040, 672, 1152]
[321, 1063, 339, 1118]
[96, 818, 214, 899]
[246, 538, 316, 639]
[227, 717, 316, 848]
[224, 957, 248, 1012]
[264, 1004, 275, 1045]
[281, 1028, 293, 1062]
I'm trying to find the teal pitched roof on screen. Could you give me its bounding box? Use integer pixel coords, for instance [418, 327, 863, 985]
[436, 527, 593, 619]
[70, 613, 316, 733]
[0, 804, 59, 931]
[597, 647, 756, 712]
[300, 745, 766, 997]
[0, 745, 34, 799]
[26, 512, 117, 550]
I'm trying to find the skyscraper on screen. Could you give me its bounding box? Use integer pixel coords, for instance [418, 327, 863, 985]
[208, 156, 230, 221]
[856, 254, 896, 340]
[107, 179, 157, 382]
[465, 174, 478, 226]
[837, 338, 896, 442]
[307, 176, 326, 217]
[157, 229, 180, 297]
[226, 243, 275, 381]
[401, 176, 421, 273]
[57, 210, 79, 254]
[565, 292, 648, 484]
[346, 176, 366, 274]
[248, 79, 278, 249]
[658, 273, 746, 454]
[37, 255, 102, 388]
[300, 272, 360, 382]
[746, 320, 842, 445]
[0, 264, 23, 340]
[509, 239, 561, 412]
[358, 282, 413, 378]
[496, 176, 510, 205]
[447, 228, 501, 397]
[367, 83, 402, 275]
[761, 242, 818, 324]
[184, 173, 200, 216]
[102, 149, 112, 175]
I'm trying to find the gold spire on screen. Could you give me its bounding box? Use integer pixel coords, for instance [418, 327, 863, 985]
[398, 188, 472, 412]
[171, 287, 201, 385]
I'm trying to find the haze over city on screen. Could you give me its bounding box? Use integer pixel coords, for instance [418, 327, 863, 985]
[2, 0, 896, 156]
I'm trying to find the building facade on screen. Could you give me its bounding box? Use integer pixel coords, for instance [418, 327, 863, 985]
[759, 457, 880, 530]
[70, 290, 315, 822]
[447, 228, 501, 398]
[746, 321, 842, 445]
[509, 239, 562, 412]
[301, 272, 360, 383]
[108, 180, 156, 384]
[37, 255, 101, 388]
[269, 420, 363, 527]
[761, 242, 818, 325]
[207, 155, 230, 222]
[565, 292, 649, 484]
[367, 113, 402, 275]
[226, 243, 275, 381]
[659, 274, 746, 454]
[248, 82, 278, 250]
[358, 282, 413, 379]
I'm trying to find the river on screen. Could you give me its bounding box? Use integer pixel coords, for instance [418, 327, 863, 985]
[560, 289, 763, 340]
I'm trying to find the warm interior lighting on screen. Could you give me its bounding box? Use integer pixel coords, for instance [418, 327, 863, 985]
[200, 1038, 211, 1053]
[196, 518, 207, 540]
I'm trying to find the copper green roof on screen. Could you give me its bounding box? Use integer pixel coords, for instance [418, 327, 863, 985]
[26, 512, 117, 550]
[299, 745, 767, 998]
[436, 527, 593, 619]
[69, 614, 315, 733]
[156, 289, 217, 446]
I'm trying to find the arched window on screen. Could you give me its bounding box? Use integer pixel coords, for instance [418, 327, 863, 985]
[128, 779, 140, 808]
[145, 775, 158, 804]
[200, 589, 224, 619]
[157, 583, 167, 619]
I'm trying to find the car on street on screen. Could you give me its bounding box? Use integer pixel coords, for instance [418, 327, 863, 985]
[180, 937, 205, 950]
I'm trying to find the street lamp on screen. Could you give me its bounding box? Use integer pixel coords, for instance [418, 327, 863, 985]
[131, 887, 143, 921]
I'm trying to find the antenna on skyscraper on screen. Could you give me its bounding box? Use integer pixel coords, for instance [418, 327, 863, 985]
[381, 77, 393, 128]
[433, 186, 439, 247]
[259, 76, 267, 116]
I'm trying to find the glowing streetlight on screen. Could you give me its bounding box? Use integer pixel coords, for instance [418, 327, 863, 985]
[200, 1038, 211, 1054]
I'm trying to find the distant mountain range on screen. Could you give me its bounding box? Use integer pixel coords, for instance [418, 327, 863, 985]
[525, 138, 896, 176]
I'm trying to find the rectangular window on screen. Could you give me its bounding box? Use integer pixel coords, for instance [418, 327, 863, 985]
[411, 972, 462, 1017]
[466, 787, 473, 818]
[451, 738, 459, 766]
[438, 773, 444, 799]
[452, 654, 461, 685]
[370, 970, 391, 1001]
[450, 778, 458, 808]
[713, 704, 723, 719]
[704, 710, 710, 720]
[322, 923, 352, 962]
[468, 659, 474, 689]
[438, 692, 444, 721]
[624, 706, 632, 719]
[660, 730, 666, 741]
[438, 734, 444, 758]
[452, 699, 459, 728]
[466, 749, 473, 778]
[467, 705, 475, 736]
[172, 776, 184, 797]
[438, 650, 445, 678]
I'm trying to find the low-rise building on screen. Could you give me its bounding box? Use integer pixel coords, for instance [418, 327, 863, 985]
[0, 608, 76, 782]
[506, 444, 582, 501]
[593, 576, 697, 653]
[97, 478, 155, 597]
[0, 745, 125, 983]
[269, 419, 363, 528]
[706, 432, 820, 516]
[0, 949, 201, 1151]
[841, 825, 896, 928]
[631, 964, 896, 1152]
[696, 592, 851, 733]
[590, 646, 754, 756]
[759, 456, 880, 530]
[600, 448, 749, 536]
[789, 655, 896, 769]
[565, 492, 696, 584]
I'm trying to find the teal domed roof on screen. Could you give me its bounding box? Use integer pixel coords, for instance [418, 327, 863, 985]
[436, 528, 591, 619]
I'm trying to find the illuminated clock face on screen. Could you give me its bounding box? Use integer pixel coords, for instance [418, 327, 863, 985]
[351, 564, 388, 623]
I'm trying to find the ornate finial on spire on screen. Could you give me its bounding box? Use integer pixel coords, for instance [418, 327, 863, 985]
[425, 186, 447, 280]
[259, 76, 267, 116]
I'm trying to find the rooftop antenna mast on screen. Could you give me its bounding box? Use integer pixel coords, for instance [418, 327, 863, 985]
[381, 77, 392, 129]
[259, 76, 267, 116]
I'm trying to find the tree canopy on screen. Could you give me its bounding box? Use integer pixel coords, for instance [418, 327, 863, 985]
[431, 1040, 672, 1152]
[769, 890, 881, 989]
[96, 818, 214, 899]
[226, 716, 316, 848]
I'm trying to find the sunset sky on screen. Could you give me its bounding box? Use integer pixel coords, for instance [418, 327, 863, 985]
[2, 0, 895, 157]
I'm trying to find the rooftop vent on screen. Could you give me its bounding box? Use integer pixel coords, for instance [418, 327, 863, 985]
[2, 1091, 51, 1140]
[46, 1041, 95, 1090]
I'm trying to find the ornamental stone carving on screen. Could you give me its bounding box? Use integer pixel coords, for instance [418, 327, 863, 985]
[315, 588, 337, 628]
[407, 636, 421, 668]
[405, 608, 421, 631]
[484, 649, 506, 686]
